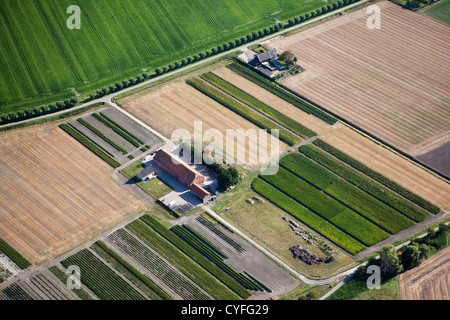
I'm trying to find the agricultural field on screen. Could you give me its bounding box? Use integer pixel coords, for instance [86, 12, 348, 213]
[420, 0, 450, 25]
[321, 125, 450, 210]
[0, 0, 343, 114]
[268, 1, 450, 161]
[0, 122, 146, 263]
[211, 186, 357, 279]
[211, 66, 333, 136]
[62, 106, 162, 166]
[118, 78, 288, 168]
[398, 243, 450, 300]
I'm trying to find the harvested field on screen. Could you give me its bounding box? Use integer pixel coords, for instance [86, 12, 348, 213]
[119, 81, 287, 167]
[398, 246, 450, 300]
[212, 67, 333, 136]
[268, 1, 450, 156]
[0, 123, 146, 263]
[321, 125, 450, 210]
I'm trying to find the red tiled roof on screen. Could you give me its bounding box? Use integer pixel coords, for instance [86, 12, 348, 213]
[189, 183, 211, 200]
[153, 149, 205, 187]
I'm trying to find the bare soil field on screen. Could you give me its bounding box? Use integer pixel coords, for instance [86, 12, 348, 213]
[212, 67, 334, 136]
[268, 1, 450, 157]
[119, 81, 287, 168]
[0, 124, 146, 263]
[322, 125, 450, 210]
[398, 246, 450, 300]
[416, 141, 450, 179]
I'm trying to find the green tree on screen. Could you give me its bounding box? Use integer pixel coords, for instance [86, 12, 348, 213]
[70, 96, 79, 105]
[155, 68, 162, 75]
[380, 245, 403, 276]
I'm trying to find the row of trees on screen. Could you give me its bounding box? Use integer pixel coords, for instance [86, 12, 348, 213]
[86, 72, 152, 101]
[153, 0, 359, 78]
[0, 96, 79, 125]
[365, 223, 449, 279]
[2, 0, 358, 125]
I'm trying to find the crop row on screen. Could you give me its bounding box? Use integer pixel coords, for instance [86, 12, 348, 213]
[173, 224, 228, 260]
[0, 237, 31, 269]
[186, 77, 300, 146]
[92, 240, 172, 300]
[299, 144, 430, 222]
[200, 72, 317, 139]
[108, 229, 210, 300]
[325, 179, 414, 234]
[77, 118, 128, 154]
[138, 215, 251, 299]
[196, 215, 245, 253]
[49, 266, 93, 300]
[59, 123, 121, 168]
[260, 167, 345, 220]
[260, 168, 388, 246]
[171, 226, 266, 292]
[313, 140, 440, 214]
[127, 219, 241, 300]
[279, 152, 339, 190]
[61, 249, 145, 300]
[252, 178, 365, 255]
[1, 284, 33, 300]
[226, 62, 337, 125]
[93, 113, 143, 147]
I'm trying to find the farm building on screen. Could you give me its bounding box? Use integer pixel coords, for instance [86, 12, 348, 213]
[255, 48, 278, 64]
[153, 149, 211, 203]
[136, 165, 156, 182]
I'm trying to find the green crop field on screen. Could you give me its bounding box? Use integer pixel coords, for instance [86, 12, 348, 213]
[0, 0, 345, 115]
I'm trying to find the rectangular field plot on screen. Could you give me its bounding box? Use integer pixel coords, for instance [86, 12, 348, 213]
[61, 249, 146, 300]
[119, 80, 287, 168]
[0, 123, 146, 263]
[270, 1, 450, 156]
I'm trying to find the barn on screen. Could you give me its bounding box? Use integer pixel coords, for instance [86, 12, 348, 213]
[153, 149, 211, 203]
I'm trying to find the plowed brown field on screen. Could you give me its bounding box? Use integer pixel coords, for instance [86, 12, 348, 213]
[268, 1, 450, 156]
[119, 81, 287, 167]
[322, 125, 450, 210]
[398, 246, 450, 300]
[0, 124, 146, 263]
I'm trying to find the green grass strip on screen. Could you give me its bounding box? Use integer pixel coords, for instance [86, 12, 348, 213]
[330, 209, 389, 246]
[252, 178, 365, 255]
[95, 113, 143, 146]
[0, 238, 31, 269]
[186, 77, 300, 146]
[77, 118, 128, 154]
[201, 72, 317, 138]
[325, 179, 414, 234]
[260, 167, 345, 221]
[313, 139, 440, 214]
[226, 62, 337, 125]
[59, 123, 120, 168]
[299, 144, 430, 222]
[279, 152, 340, 190]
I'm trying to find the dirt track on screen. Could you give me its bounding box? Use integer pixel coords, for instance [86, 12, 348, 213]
[268, 1, 450, 157]
[0, 124, 146, 263]
[398, 246, 450, 300]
